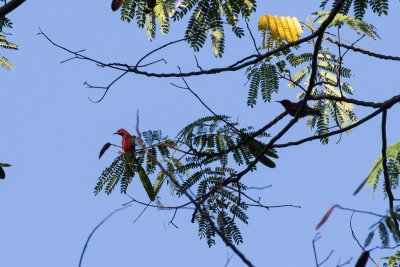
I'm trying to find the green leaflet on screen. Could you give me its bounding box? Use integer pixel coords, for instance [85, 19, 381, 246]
[138, 166, 156, 201]
[366, 140, 400, 197]
[0, 163, 12, 168]
[240, 135, 278, 168]
[383, 251, 400, 267]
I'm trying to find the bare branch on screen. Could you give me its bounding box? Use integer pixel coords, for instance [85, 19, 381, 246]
[245, 18, 260, 56]
[324, 35, 400, 61]
[78, 205, 132, 267]
[42, 1, 345, 79]
[274, 94, 400, 148]
[349, 212, 380, 267]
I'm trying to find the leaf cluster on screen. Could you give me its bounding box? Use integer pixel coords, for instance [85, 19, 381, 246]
[383, 251, 400, 267]
[363, 208, 400, 249]
[366, 141, 400, 198]
[320, 0, 389, 19]
[0, 17, 17, 70]
[119, 0, 254, 56]
[313, 11, 380, 40]
[96, 115, 277, 246]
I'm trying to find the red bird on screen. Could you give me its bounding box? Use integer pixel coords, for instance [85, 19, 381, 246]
[276, 99, 322, 117]
[114, 129, 136, 177]
[113, 128, 135, 152]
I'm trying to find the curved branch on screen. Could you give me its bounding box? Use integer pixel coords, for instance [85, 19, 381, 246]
[43, 2, 344, 79]
[381, 110, 400, 238]
[274, 94, 400, 148]
[78, 205, 132, 267]
[324, 35, 400, 61]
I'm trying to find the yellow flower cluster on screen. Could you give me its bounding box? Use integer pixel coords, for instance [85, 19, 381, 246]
[258, 15, 303, 48]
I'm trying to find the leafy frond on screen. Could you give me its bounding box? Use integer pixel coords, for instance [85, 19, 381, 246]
[314, 12, 379, 39]
[119, 0, 255, 54]
[320, 0, 388, 19]
[365, 141, 400, 198]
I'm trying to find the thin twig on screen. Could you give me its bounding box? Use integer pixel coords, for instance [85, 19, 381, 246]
[336, 257, 353, 267]
[349, 212, 380, 267]
[168, 208, 179, 229]
[123, 193, 193, 210]
[335, 205, 385, 218]
[225, 253, 235, 267]
[41, 3, 347, 80]
[245, 18, 260, 55]
[78, 205, 132, 267]
[86, 71, 128, 103]
[312, 233, 321, 267]
[133, 201, 151, 223]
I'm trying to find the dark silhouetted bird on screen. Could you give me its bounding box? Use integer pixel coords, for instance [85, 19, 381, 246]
[276, 99, 322, 117]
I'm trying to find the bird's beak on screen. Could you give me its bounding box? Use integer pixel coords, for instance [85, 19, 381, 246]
[275, 101, 281, 103]
[113, 132, 118, 135]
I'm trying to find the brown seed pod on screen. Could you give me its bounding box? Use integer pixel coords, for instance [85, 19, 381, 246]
[355, 251, 369, 267]
[99, 142, 112, 159]
[316, 205, 337, 230]
[111, 0, 126, 11]
[0, 166, 5, 179]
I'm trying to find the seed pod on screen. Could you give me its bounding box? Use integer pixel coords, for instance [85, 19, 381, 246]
[355, 251, 369, 267]
[0, 166, 5, 179]
[111, 0, 126, 11]
[99, 142, 112, 159]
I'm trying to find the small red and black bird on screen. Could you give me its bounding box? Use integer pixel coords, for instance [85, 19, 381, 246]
[112, 129, 136, 177]
[276, 99, 322, 117]
[113, 128, 135, 152]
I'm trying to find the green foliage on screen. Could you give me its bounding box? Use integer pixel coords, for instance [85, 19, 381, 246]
[320, 0, 389, 19]
[195, 183, 247, 247]
[314, 12, 380, 40]
[363, 206, 400, 249]
[0, 17, 18, 70]
[0, 16, 13, 32]
[118, 0, 254, 56]
[95, 131, 173, 199]
[288, 46, 358, 145]
[0, 163, 11, 168]
[246, 39, 358, 144]
[383, 251, 400, 267]
[365, 141, 400, 198]
[246, 62, 279, 107]
[97, 115, 277, 246]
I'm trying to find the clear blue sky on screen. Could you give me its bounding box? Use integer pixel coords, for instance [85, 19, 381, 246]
[1, 1, 399, 266]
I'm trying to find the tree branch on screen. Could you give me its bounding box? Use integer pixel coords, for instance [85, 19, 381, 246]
[381, 109, 400, 238]
[324, 35, 400, 61]
[135, 112, 255, 267]
[0, 0, 25, 17]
